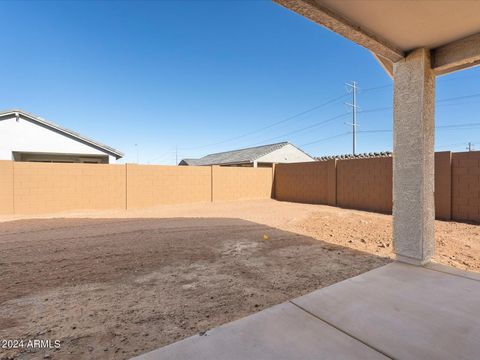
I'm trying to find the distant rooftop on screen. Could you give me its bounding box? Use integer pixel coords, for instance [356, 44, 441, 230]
[316, 151, 392, 161]
[180, 142, 312, 166]
[0, 109, 124, 159]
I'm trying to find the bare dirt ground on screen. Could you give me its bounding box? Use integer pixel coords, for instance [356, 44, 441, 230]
[0, 200, 478, 360]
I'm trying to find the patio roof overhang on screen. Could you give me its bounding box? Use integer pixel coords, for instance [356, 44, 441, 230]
[274, 0, 480, 76]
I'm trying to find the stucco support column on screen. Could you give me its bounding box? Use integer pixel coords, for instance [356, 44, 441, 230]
[392, 48, 435, 265]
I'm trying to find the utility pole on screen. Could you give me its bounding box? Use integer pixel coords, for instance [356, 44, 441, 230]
[346, 81, 358, 155]
[467, 142, 475, 151]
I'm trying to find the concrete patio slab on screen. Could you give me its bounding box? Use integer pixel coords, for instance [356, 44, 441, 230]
[132, 302, 388, 360]
[425, 261, 480, 282]
[132, 262, 480, 360]
[293, 262, 480, 360]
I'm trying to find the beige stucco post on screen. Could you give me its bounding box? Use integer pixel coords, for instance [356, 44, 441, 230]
[392, 48, 435, 265]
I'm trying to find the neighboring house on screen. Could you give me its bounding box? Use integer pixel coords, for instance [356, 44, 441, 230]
[179, 142, 315, 167]
[0, 110, 123, 163]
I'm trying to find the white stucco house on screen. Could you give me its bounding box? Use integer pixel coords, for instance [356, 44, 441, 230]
[0, 110, 123, 163]
[179, 142, 315, 167]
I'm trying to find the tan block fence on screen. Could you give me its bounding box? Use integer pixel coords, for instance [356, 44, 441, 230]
[0, 161, 273, 215]
[275, 151, 480, 222]
[0, 150, 478, 221]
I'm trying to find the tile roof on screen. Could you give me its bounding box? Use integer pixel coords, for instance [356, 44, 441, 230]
[316, 151, 392, 161]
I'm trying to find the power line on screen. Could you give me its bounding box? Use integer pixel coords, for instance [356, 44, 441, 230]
[178, 83, 399, 153]
[165, 88, 480, 159]
[300, 132, 351, 147]
[221, 109, 480, 154]
[437, 141, 475, 148]
[437, 122, 480, 129]
[285, 93, 480, 151]
[360, 84, 392, 93]
[245, 112, 350, 147]
[304, 136, 479, 152]
[243, 92, 400, 149]
[357, 129, 391, 133]
[357, 122, 480, 134]
[438, 71, 480, 82]
[353, 72, 478, 94]
[358, 106, 392, 114]
[148, 150, 176, 163]
[354, 72, 480, 95]
[244, 109, 385, 150]
[180, 93, 349, 151]
[301, 123, 480, 150]
[437, 92, 480, 103]
[345, 81, 359, 154]
[437, 100, 480, 108]
[243, 107, 392, 149]
[350, 92, 480, 113]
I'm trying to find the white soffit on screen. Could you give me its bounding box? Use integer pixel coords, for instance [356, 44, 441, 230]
[316, 0, 480, 51]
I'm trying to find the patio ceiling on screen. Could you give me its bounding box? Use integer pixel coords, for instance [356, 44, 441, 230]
[274, 0, 480, 75]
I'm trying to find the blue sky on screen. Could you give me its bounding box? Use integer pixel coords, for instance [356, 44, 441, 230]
[2, 0, 479, 164]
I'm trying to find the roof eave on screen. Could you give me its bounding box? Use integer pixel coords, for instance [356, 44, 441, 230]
[0, 109, 124, 159]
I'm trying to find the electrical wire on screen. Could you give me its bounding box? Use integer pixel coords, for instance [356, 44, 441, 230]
[360, 84, 392, 93]
[177, 84, 399, 153]
[153, 88, 480, 159]
[437, 141, 478, 149]
[245, 112, 350, 147]
[180, 93, 349, 151]
[437, 92, 480, 103]
[300, 132, 351, 147]
[356, 122, 480, 135]
[223, 99, 470, 151]
[148, 150, 176, 163]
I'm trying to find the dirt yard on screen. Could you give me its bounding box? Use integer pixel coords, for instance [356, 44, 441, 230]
[0, 200, 478, 360]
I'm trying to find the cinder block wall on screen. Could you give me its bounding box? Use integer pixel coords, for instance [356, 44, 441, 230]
[337, 157, 392, 213]
[451, 151, 480, 222]
[126, 164, 212, 208]
[2, 151, 478, 220]
[274, 160, 336, 205]
[212, 166, 273, 202]
[435, 151, 452, 220]
[274, 151, 479, 222]
[0, 161, 14, 214]
[13, 162, 126, 214]
[0, 162, 274, 215]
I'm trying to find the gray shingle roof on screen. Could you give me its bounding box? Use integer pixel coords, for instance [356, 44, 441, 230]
[0, 109, 124, 158]
[179, 158, 202, 166]
[181, 142, 291, 166]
